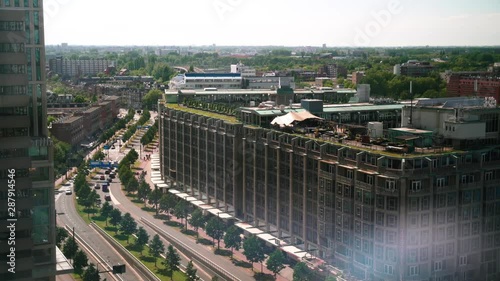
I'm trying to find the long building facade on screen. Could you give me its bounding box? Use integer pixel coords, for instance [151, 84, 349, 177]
[0, 1, 69, 280]
[159, 103, 500, 281]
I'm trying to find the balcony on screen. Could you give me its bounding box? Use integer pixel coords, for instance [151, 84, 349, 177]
[337, 175, 354, 186]
[355, 180, 373, 190]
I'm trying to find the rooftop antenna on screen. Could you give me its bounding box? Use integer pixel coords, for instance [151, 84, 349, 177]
[409, 81, 413, 127]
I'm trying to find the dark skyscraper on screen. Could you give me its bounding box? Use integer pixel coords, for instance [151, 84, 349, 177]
[1, 1, 69, 280]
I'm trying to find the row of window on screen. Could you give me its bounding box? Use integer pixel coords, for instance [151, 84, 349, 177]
[0, 64, 26, 74]
[0, 85, 26, 95]
[2, 0, 38, 7]
[0, 43, 24, 53]
[0, 127, 29, 137]
[0, 21, 23, 31]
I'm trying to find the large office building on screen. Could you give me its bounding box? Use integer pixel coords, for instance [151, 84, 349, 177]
[0, 1, 71, 280]
[159, 95, 500, 281]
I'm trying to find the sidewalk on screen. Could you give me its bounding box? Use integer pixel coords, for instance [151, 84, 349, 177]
[134, 144, 294, 281]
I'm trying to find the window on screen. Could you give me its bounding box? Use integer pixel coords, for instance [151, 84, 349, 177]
[387, 197, 398, 211]
[485, 171, 494, 181]
[384, 264, 394, 275]
[408, 265, 419, 276]
[434, 260, 443, 271]
[459, 255, 467, 266]
[385, 179, 396, 192]
[411, 181, 422, 192]
[386, 231, 397, 244]
[387, 215, 397, 227]
[436, 177, 446, 188]
[367, 175, 374, 185]
[346, 169, 353, 179]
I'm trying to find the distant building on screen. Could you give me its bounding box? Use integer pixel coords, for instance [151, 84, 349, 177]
[170, 73, 243, 89]
[231, 62, 256, 77]
[245, 76, 295, 90]
[446, 72, 500, 102]
[49, 56, 115, 77]
[319, 64, 347, 78]
[394, 60, 435, 77]
[352, 71, 365, 85]
[50, 116, 85, 146]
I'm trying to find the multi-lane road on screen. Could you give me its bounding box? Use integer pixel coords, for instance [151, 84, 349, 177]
[56, 112, 260, 281]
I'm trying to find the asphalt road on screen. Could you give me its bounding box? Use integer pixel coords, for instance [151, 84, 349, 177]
[56, 178, 142, 281]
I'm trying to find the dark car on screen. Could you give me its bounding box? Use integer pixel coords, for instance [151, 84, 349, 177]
[100, 175, 105, 180]
[104, 170, 111, 174]
[109, 173, 116, 179]
[104, 194, 111, 201]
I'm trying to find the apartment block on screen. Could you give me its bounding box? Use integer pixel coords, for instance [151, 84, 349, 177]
[159, 97, 500, 281]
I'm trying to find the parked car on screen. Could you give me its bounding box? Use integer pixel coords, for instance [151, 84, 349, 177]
[104, 170, 111, 174]
[109, 173, 116, 179]
[65, 189, 72, 195]
[94, 183, 101, 189]
[104, 194, 111, 201]
[100, 175, 105, 180]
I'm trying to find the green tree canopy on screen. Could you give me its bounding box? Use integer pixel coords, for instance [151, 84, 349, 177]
[163, 245, 181, 280]
[266, 249, 286, 278]
[293, 262, 312, 281]
[135, 226, 149, 255]
[223, 225, 242, 257]
[188, 208, 206, 238]
[120, 212, 137, 243]
[206, 217, 225, 249]
[73, 249, 89, 276]
[142, 89, 163, 110]
[149, 234, 165, 267]
[82, 263, 100, 281]
[186, 260, 200, 281]
[242, 235, 265, 272]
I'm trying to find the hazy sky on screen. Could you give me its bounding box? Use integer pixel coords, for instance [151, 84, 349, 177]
[43, 0, 500, 47]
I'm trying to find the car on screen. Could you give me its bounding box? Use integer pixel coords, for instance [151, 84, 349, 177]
[107, 177, 112, 183]
[104, 170, 110, 174]
[104, 194, 111, 201]
[109, 173, 116, 179]
[100, 175, 105, 180]
[94, 183, 101, 189]
[65, 189, 72, 195]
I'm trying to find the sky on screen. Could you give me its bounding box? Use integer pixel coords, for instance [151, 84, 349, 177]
[42, 0, 500, 47]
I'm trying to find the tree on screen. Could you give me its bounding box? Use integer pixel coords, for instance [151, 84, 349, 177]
[63, 236, 78, 262]
[242, 235, 265, 272]
[109, 208, 122, 233]
[92, 150, 105, 161]
[159, 193, 177, 219]
[100, 201, 113, 226]
[223, 225, 242, 258]
[185, 260, 199, 281]
[163, 245, 181, 280]
[188, 208, 206, 238]
[137, 180, 151, 206]
[73, 249, 89, 276]
[125, 176, 139, 194]
[293, 262, 312, 281]
[135, 227, 149, 255]
[205, 217, 225, 249]
[148, 188, 162, 215]
[142, 89, 164, 110]
[82, 263, 100, 281]
[174, 199, 189, 229]
[266, 250, 286, 278]
[56, 227, 68, 247]
[325, 276, 338, 281]
[120, 213, 137, 244]
[149, 234, 164, 267]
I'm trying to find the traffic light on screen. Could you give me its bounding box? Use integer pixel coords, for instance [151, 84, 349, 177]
[112, 264, 126, 274]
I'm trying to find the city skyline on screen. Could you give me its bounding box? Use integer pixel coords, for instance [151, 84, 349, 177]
[43, 0, 500, 47]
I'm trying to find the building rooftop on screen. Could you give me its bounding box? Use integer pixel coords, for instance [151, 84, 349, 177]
[55, 116, 82, 124]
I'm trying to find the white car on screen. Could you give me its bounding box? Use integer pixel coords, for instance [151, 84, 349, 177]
[65, 189, 72, 195]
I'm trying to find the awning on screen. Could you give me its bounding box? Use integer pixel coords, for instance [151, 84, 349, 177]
[282, 245, 309, 259]
[271, 111, 322, 126]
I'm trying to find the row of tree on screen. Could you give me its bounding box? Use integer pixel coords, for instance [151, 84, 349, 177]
[98, 202, 198, 280]
[58, 227, 100, 281]
[99, 108, 135, 143]
[122, 109, 151, 142]
[140, 120, 158, 147]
